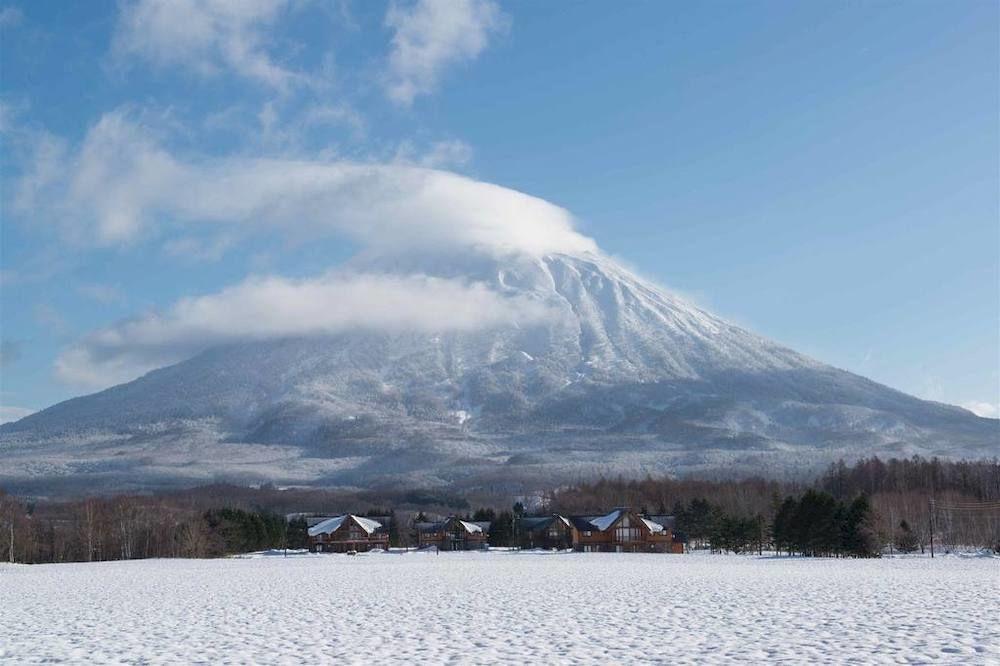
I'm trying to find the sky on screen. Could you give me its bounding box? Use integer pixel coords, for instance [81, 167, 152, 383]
[0, 0, 997, 422]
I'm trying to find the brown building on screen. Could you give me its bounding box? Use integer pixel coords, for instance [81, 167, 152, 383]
[308, 515, 389, 553]
[517, 515, 574, 550]
[570, 508, 684, 553]
[415, 517, 490, 550]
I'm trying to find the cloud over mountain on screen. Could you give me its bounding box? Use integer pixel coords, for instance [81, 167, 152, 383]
[56, 271, 554, 389]
[26, 110, 595, 257]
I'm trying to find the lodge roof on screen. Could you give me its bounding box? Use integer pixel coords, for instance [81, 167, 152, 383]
[569, 509, 668, 534]
[520, 515, 573, 532]
[307, 514, 384, 537]
[415, 517, 491, 534]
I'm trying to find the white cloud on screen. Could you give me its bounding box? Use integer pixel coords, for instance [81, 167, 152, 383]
[27, 109, 596, 257]
[56, 272, 554, 389]
[113, 0, 304, 90]
[0, 405, 34, 425]
[384, 0, 506, 105]
[961, 401, 999, 419]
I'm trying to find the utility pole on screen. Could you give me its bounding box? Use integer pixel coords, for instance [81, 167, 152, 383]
[928, 498, 935, 558]
[888, 508, 894, 556]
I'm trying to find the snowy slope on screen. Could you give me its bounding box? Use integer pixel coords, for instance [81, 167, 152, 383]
[2, 552, 997, 664]
[1, 251, 996, 494]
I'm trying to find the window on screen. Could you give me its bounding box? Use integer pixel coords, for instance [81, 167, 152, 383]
[614, 527, 640, 542]
[583, 531, 592, 537]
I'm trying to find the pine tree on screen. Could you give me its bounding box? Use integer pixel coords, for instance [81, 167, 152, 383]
[489, 511, 514, 547]
[387, 510, 401, 548]
[895, 519, 919, 554]
[772, 497, 797, 555]
[841, 495, 879, 558]
[286, 517, 309, 550]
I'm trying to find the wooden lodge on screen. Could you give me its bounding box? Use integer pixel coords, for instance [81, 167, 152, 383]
[569, 508, 685, 553]
[517, 515, 575, 550]
[303, 508, 684, 554]
[415, 516, 491, 551]
[307, 514, 389, 553]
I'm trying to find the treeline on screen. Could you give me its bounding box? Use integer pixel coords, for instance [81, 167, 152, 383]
[551, 456, 1000, 551]
[0, 493, 294, 563]
[2, 456, 997, 563]
[666, 492, 879, 557]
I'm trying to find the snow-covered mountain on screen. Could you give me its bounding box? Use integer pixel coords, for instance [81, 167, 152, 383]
[2, 251, 996, 495]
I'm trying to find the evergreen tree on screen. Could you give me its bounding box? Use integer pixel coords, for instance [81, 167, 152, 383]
[841, 494, 879, 558]
[895, 519, 919, 554]
[286, 517, 309, 550]
[489, 511, 514, 547]
[472, 508, 496, 522]
[387, 510, 401, 548]
[772, 496, 797, 555]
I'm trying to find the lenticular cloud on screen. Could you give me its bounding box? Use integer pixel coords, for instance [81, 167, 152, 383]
[44, 110, 597, 257]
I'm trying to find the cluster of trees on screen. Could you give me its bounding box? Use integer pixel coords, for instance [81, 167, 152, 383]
[470, 508, 517, 547]
[772, 491, 879, 557]
[672, 499, 768, 555]
[667, 491, 879, 557]
[552, 456, 999, 551]
[2, 456, 996, 564]
[0, 492, 292, 563]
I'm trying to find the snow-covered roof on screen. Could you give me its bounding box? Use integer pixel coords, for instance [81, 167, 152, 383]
[458, 520, 483, 533]
[588, 509, 624, 532]
[307, 515, 383, 537]
[641, 518, 664, 533]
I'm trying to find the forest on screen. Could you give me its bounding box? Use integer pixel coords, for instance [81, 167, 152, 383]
[1, 456, 997, 563]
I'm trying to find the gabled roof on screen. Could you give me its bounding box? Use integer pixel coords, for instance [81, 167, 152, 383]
[569, 516, 599, 532]
[458, 520, 487, 533]
[571, 510, 662, 534]
[307, 514, 383, 537]
[588, 509, 625, 532]
[640, 518, 664, 533]
[415, 517, 490, 534]
[521, 515, 572, 532]
[644, 515, 676, 530]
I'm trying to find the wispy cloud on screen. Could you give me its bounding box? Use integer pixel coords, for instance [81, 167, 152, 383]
[384, 0, 507, 105]
[21, 109, 596, 256]
[0, 405, 34, 425]
[961, 401, 999, 419]
[33, 303, 68, 335]
[394, 138, 474, 169]
[0, 339, 23, 367]
[56, 271, 554, 389]
[162, 234, 235, 263]
[0, 5, 23, 29]
[77, 283, 126, 305]
[112, 0, 307, 91]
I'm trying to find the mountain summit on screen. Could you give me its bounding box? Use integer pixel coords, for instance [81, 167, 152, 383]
[3, 250, 995, 495]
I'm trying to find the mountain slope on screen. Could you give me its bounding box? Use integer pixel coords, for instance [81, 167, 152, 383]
[2, 251, 996, 495]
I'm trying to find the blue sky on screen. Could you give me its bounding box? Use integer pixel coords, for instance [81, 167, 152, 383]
[1, 0, 997, 421]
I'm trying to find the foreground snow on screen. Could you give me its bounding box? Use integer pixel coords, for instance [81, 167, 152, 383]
[2, 552, 997, 664]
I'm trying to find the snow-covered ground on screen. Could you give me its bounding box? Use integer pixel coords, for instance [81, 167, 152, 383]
[2, 551, 997, 664]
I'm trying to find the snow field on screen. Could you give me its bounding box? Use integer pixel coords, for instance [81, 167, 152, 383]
[1, 551, 997, 664]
